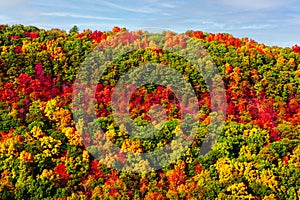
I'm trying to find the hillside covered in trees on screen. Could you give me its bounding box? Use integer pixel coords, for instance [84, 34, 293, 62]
[0, 24, 300, 199]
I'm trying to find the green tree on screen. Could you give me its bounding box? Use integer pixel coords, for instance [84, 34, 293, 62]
[69, 25, 79, 34]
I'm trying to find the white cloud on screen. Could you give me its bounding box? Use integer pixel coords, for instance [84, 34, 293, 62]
[159, 3, 176, 9]
[201, 21, 226, 29]
[0, 15, 15, 24]
[238, 24, 276, 29]
[29, 22, 115, 31]
[28, 23, 67, 30]
[144, 0, 176, 8]
[72, 23, 121, 30]
[0, 0, 31, 9]
[218, 0, 284, 10]
[101, 0, 157, 14]
[285, 15, 300, 25]
[40, 12, 122, 21]
[137, 26, 169, 32]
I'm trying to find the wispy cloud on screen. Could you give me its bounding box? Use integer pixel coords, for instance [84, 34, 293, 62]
[0, 0, 32, 9]
[31, 1, 107, 13]
[236, 24, 277, 30]
[31, 22, 119, 32]
[144, 0, 177, 9]
[72, 23, 122, 30]
[159, 2, 176, 9]
[0, 15, 15, 24]
[40, 12, 122, 21]
[136, 26, 170, 33]
[218, 0, 285, 10]
[101, 0, 157, 14]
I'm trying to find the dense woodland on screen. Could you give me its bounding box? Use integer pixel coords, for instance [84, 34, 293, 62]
[0, 24, 300, 199]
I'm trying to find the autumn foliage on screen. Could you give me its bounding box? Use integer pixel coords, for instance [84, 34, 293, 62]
[0, 24, 299, 199]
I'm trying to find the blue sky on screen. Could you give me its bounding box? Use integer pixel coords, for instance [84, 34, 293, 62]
[0, 0, 299, 47]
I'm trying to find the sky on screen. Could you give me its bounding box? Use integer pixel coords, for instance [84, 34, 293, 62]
[0, 0, 299, 47]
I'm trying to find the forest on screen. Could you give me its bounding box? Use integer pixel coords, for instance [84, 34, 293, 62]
[0, 24, 299, 199]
